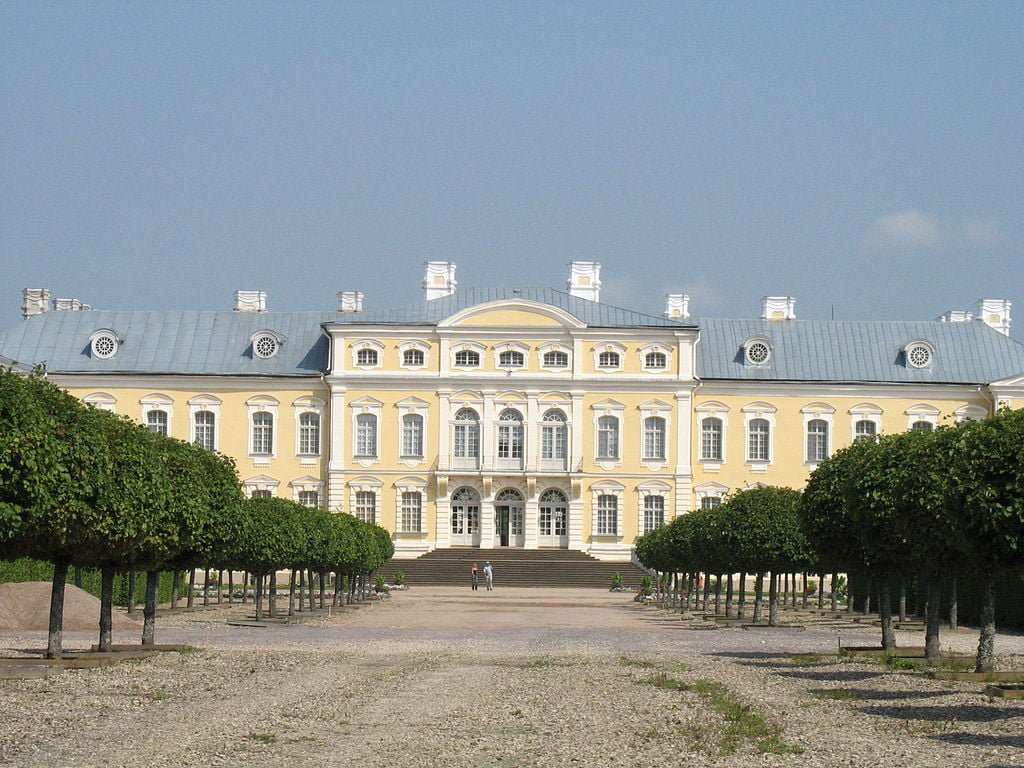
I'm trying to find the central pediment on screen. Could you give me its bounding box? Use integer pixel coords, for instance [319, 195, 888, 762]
[438, 299, 586, 329]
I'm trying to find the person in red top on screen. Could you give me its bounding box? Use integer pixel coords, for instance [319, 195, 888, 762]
[471, 562, 479, 591]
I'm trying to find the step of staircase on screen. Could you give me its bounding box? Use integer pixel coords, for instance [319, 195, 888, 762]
[377, 548, 647, 589]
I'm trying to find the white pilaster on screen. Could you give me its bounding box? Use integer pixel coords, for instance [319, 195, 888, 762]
[481, 392, 496, 472]
[437, 391, 451, 472]
[525, 393, 540, 472]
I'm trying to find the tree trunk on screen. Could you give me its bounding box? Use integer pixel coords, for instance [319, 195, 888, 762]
[288, 570, 296, 616]
[47, 560, 69, 659]
[864, 578, 873, 615]
[254, 572, 264, 622]
[268, 571, 277, 618]
[320, 571, 327, 609]
[725, 573, 734, 618]
[879, 579, 895, 651]
[297, 570, 305, 612]
[333, 572, 341, 608]
[792, 572, 799, 608]
[753, 573, 764, 623]
[142, 570, 159, 646]
[782, 573, 789, 607]
[203, 568, 210, 607]
[74, 566, 83, 589]
[714, 574, 722, 615]
[738, 572, 747, 619]
[241, 572, 249, 604]
[975, 574, 996, 674]
[817, 572, 824, 610]
[948, 579, 958, 630]
[127, 570, 138, 614]
[307, 569, 315, 611]
[701, 574, 710, 612]
[186, 569, 195, 609]
[98, 566, 115, 652]
[171, 570, 181, 609]
[228, 571, 234, 605]
[898, 579, 907, 622]
[802, 572, 809, 608]
[831, 573, 839, 612]
[925, 576, 942, 662]
[846, 573, 854, 614]
[768, 572, 780, 627]
[217, 570, 224, 603]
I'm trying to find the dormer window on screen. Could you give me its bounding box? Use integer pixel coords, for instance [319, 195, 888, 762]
[743, 338, 772, 366]
[498, 350, 525, 368]
[904, 341, 934, 369]
[251, 331, 283, 359]
[351, 340, 384, 369]
[542, 350, 569, 368]
[644, 352, 667, 370]
[89, 329, 119, 359]
[599, 351, 620, 368]
[357, 348, 378, 366]
[454, 349, 481, 367]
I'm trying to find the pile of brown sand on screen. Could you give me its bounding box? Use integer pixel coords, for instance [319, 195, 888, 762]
[0, 582, 142, 632]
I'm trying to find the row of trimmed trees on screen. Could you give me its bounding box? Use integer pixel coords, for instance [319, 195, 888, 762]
[0, 368, 393, 657]
[636, 407, 1024, 673]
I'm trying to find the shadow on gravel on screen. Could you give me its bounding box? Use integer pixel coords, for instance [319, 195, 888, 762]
[776, 669, 883, 682]
[708, 651, 787, 660]
[859, 705, 1024, 722]
[809, 688, 957, 701]
[930, 732, 1024, 749]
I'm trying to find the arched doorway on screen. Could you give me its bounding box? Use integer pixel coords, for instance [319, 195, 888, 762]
[538, 489, 568, 548]
[494, 488, 525, 547]
[450, 487, 481, 546]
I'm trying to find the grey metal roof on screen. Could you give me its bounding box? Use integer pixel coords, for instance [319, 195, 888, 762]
[328, 287, 694, 328]
[697, 317, 1024, 384]
[0, 311, 334, 376]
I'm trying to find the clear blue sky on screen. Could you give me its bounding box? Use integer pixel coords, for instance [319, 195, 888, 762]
[2, 2, 1021, 335]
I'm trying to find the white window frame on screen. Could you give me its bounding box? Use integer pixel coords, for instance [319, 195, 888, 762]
[83, 392, 117, 412]
[355, 414, 378, 458]
[395, 476, 428, 534]
[452, 406, 482, 468]
[954, 404, 988, 423]
[637, 481, 671, 535]
[349, 477, 382, 522]
[639, 343, 672, 373]
[695, 401, 729, 469]
[743, 336, 773, 367]
[597, 415, 620, 461]
[903, 339, 935, 370]
[349, 397, 383, 466]
[398, 340, 430, 370]
[395, 396, 429, 465]
[401, 413, 425, 458]
[351, 340, 384, 370]
[250, 330, 285, 360]
[742, 402, 776, 471]
[290, 476, 324, 508]
[700, 416, 724, 462]
[188, 395, 221, 452]
[452, 342, 485, 370]
[247, 396, 280, 463]
[140, 393, 174, 438]
[591, 483, 623, 537]
[695, 481, 729, 510]
[244, 474, 279, 499]
[292, 396, 325, 460]
[801, 403, 835, 467]
[539, 343, 571, 371]
[637, 399, 671, 468]
[905, 404, 940, 431]
[540, 408, 569, 470]
[496, 408, 525, 469]
[849, 403, 882, 443]
[494, 342, 529, 370]
[593, 342, 626, 372]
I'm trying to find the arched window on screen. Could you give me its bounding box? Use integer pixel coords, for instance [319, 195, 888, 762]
[597, 415, 619, 459]
[807, 419, 829, 463]
[355, 413, 378, 457]
[854, 419, 877, 441]
[453, 408, 480, 459]
[643, 496, 665, 533]
[598, 351, 620, 369]
[354, 490, 376, 523]
[498, 350, 525, 368]
[403, 348, 425, 367]
[747, 418, 769, 462]
[402, 414, 424, 457]
[454, 349, 480, 367]
[539, 489, 568, 541]
[542, 350, 569, 368]
[194, 410, 216, 451]
[146, 410, 168, 436]
[701, 417, 723, 461]
[541, 409, 568, 463]
[356, 348, 379, 366]
[911, 420, 934, 432]
[497, 408, 524, 461]
[298, 412, 320, 455]
[252, 412, 274, 455]
[643, 416, 666, 460]
[644, 351, 667, 370]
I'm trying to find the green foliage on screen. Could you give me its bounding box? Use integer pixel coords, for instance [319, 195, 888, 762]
[393, 570, 405, 585]
[374, 574, 386, 592]
[610, 571, 623, 589]
[720, 486, 810, 574]
[639, 574, 654, 596]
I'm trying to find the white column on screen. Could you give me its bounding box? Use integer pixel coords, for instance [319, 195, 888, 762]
[525, 393, 540, 472]
[524, 497, 540, 549]
[327, 388, 347, 512]
[480, 495, 495, 548]
[674, 390, 693, 520]
[437, 391, 451, 472]
[481, 391, 496, 472]
[570, 393, 584, 471]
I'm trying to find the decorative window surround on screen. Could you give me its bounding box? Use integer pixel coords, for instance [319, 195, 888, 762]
[351, 339, 385, 370]
[398, 340, 430, 370]
[695, 401, 729, 470]
[188, 394, 222, 452]
[452, 341, 486, 370]
[742, 402, 776, 471]
[639, 343, 672, 372]
[349, 476, 382, 522]
[593, 342, 626, 372]
[905, 404, 940, 431]
[590, 481, 624, 539]
[743, 336, 773, 366]
[801, 402, 835, 468]
[397, 396, 430, 465]
[243, 474, 279, 498]
[954, 404, 988, 422]
[293, 396, 324, 464]
[638, 399, 671, 469]
[636, 480, 671, 533]
[246, 395, 280, 465]
[89, 329, 120, 360]
[349, 397, 383, 466]
[290, 476, 324, 507]
[83, 392, 117, 412]
[695, 481, 729, 509]
[494, 341, 529, 370]
[140, 393, 174, 437]
[848, 403, 882, 442]
[903, 339, 935, 369]
[250, 330, 284, 360]
[539, 343, 572, 371]
[592, 398, 625, 469]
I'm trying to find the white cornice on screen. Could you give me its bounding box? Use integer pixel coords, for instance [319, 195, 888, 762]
[49, 373, 328, 392]
[697, 380, 987, 400]
[323, 374, 698, 392]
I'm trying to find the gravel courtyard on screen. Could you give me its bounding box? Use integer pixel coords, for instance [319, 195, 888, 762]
[1, 587, 1022, 767]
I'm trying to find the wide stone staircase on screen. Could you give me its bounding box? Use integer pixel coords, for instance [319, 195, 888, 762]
[377, 548, 647, 589]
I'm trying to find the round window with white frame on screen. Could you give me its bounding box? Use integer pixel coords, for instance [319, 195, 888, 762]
[252, 333, 280, 359]
[744, 340, 771, 366]
[91, 333, 118, 359]
[906, 343, 932, 369]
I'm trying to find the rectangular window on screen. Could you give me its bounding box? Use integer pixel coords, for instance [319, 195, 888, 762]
[807, 419, 829, 463]
[643, 417, 666, 460]
[400, 492, 422, 532]
[252, 412, 273, 455]
[596, 494, 618, 536]
[194, 411, 215, 451]
[643, 496, 665, 534]
[497, 425, 523, 459]
[701, 496, 722, 510]
[298, 490, 319, 508]
[454, 423, 479, 458]
[700, 417, 723, 461]
[402, 414, 424, 457]
[147, 410, 168, 436]
[298, 412, 320, 455]
[541, 424, 567, 460]
[747, 419, 769, 462]
[355, 491, 376, 523]
[356, 414, 377, 457]
[597, 416, 619, 459]
[251, 489, 272, 499]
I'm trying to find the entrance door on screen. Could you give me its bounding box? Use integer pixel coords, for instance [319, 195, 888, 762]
[450, 487, 481, 546]
[539, 489, 569, 548]
[496, 505, 511, 546]
[494, 488, 525, 547]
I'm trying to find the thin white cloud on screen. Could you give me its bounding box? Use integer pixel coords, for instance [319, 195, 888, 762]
[863, 209, 945, 252]
[961, 218, 1005, 247]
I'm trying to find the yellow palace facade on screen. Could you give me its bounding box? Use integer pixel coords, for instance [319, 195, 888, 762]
[3, 263, 1022, 562]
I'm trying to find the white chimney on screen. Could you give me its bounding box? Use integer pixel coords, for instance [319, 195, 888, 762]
[22, 288, 51, 319]
[423, 261, 457, 301]
[938, 309, 973, 323]
[54, 298, 85, 312]
[664, 293, 690, 320]
[976, 298, 1012, 336]
[234, 290, 267, 312]
[761, 296, 796, 320]
[338, 291, 364, 313]
[568, 261, 601, 302]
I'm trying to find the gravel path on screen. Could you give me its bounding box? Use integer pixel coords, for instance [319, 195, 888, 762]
[0, 587, 1022, 767]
